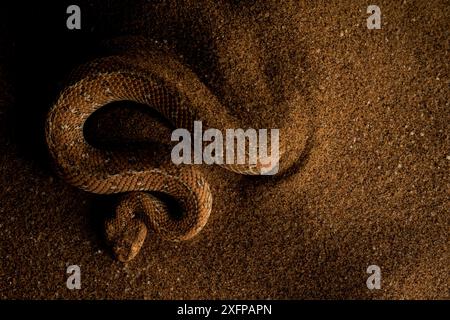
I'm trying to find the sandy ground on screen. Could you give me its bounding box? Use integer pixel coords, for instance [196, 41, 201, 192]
[0, 0, 448, 299]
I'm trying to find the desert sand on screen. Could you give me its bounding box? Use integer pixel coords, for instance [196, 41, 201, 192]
[0, 0, 448, 299]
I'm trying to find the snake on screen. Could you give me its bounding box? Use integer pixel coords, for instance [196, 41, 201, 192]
[45, 40, 306, 262]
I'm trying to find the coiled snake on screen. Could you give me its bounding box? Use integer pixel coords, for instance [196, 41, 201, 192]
[46, 42, 305, 262]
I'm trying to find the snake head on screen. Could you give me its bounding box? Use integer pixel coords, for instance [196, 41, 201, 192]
[105, 218, 147, 262]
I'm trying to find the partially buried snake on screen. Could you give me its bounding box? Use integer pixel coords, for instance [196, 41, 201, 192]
[46, 42, 306, 262]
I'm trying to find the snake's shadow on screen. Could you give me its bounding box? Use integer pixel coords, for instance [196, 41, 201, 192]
[8, 2, 103, 172]
[88, 195, 116, 257]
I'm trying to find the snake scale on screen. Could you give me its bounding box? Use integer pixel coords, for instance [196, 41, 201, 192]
[46, 40, 306, 262]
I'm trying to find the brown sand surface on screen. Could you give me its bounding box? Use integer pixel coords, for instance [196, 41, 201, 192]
[0, 0, 448, 299]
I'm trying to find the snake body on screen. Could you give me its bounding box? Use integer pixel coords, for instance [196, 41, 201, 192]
[46, 43, 288, 261]
[45, 30, 314, 261]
